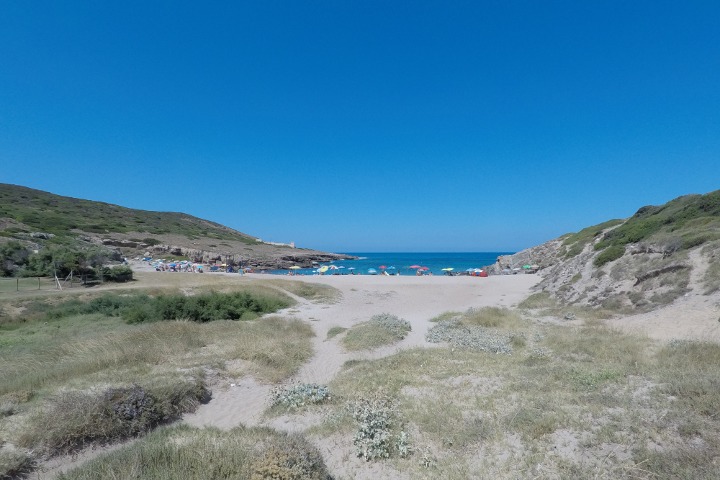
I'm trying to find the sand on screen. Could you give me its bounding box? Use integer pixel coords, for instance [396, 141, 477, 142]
[184, 273, 540, 430]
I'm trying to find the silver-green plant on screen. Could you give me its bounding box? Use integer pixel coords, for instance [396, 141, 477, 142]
[270, 383, 330, 409]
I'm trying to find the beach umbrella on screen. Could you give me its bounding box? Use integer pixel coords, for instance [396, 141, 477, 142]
[419, 267, 429, 271]
[318, 266, 329, 273]
[348, 267, 355, 270]
[409, 265, 422, 269]
[328, 265, 339, 270]
[441, 268, 454, 272]
[387, 266, 396, 270]
[368, 268, 377, 274]
[379, 265, 387, 270]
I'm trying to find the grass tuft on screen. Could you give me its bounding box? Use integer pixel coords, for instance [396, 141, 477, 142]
[343, 314, 411, 351]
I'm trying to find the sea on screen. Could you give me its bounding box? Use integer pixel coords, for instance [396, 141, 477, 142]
[269, 252, 513, 276]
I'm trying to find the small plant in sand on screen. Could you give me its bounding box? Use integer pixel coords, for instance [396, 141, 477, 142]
[343, 313, 411, 351]
[270, 383, 330, 410]
[349, 394, 412, 461]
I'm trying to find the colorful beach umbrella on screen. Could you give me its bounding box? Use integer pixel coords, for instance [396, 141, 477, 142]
[409, 265, 422, 269]
[379, 265, 387, 269]
[318, 266, 329, 273]
[441, 268, 454, 272]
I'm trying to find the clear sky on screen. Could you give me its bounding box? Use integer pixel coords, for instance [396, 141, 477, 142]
[1, 1, 718, 253]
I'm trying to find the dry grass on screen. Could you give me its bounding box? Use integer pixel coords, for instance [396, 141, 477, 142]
[460, 306, 524, 329]
[342, 314, 411, 351]
[326, 326, 347, 339]
[318, 320, 720, 479]
[261, 278, 342, 304]
[55, 424, 330, 480]
[0, 282, 316, 478]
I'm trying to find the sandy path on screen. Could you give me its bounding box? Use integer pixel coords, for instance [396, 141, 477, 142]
[182, 274, 539, 431]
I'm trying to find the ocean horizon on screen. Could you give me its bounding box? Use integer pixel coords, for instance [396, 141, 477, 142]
[270, 252, 514, 275]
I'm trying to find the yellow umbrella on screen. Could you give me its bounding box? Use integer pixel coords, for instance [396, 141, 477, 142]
[318, 266, 329, 273]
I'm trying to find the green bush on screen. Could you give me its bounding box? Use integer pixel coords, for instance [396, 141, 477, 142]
[104, 265, 133, 282]
[43, 291, 291, 324]
[593, 244, 625, 267]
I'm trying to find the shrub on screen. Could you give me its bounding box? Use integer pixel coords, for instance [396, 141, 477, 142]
[270, 383, 330, 409]
[17, 377, 209, 456]
[593, 244, 625, 267]
[142, 237, 162, 246]
[104, 265, 133, 282]
[0, 447, 34, 479]
[425, 319, 517, 354]
[251, 434, 331, 480]
[349, 395, 411, 461]
[42, 291, 292, 324]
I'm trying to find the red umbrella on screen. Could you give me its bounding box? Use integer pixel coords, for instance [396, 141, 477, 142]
[409, 265, 422, 269]
[419, 266, 429, 271]
[379, 265, 387, 269]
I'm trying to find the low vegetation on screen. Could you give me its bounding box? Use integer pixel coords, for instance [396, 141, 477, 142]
[55, 424, 331, 480]
[562, 218, 624, 258]
[271, 383, 331, 410]
[18, 376, 209, 456]
[13, 290, 293, 324]
[318, 320, 720, 479]
[426, 307, 527, 354]
[264, 279, 341, 304]
[593, 190, 720, 253]
[342, 313, 411, 351]
[0, 281, 316, 479]
[326, 326, 347, 339]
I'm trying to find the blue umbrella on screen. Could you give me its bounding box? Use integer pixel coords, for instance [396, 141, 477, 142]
[368, 268, 377, 274]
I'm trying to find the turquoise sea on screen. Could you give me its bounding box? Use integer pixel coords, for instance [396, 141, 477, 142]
[270, 252, 513, 276]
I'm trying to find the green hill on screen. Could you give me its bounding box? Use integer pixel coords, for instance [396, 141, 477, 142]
[0, 184, 352, 276]
[0, 183, 258, 244]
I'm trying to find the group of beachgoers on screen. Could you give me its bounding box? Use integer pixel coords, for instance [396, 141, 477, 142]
[145, 258, 249, 274]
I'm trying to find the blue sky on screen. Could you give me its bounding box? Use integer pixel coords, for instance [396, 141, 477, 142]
[2, 1, 718, 252]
